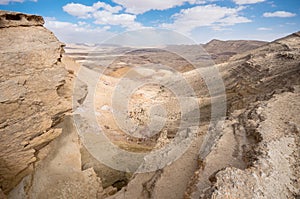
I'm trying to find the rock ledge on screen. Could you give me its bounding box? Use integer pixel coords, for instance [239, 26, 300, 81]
[0, 11, 44, 28]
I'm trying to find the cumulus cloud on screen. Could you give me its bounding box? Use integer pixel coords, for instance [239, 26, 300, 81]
[111, 0, 207, 14]
[62, 3, 96, 18]
[161, 5, 251, 34]
[44, 18, 114, 44]
[263, 11, 296, 18]
[232, 0, 265, 5]
[93, 2, 122, 13]
[63, 1, 142, 30]
[62, 2, 122, 19]
[93, 10, 142, 29]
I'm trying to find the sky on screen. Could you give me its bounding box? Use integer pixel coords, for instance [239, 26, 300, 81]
[0, 0, 299, 44]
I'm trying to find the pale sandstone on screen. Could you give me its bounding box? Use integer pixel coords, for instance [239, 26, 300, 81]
[0, 11, 71, 193]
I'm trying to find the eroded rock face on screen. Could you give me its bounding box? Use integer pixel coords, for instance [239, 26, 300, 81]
[201, 89, 300, 199]
[0, 11, 71, 193]
[8, 116, 105, 199]
[222, 32, 300, 111]
[0, 11, 44, 28]
[184, 32, 300, 198]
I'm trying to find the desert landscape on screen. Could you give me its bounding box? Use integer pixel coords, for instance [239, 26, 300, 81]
[0, 9, 300, 199]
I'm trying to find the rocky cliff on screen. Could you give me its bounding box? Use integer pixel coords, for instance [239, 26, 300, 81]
[0, 11, 72, 193]
[185, 32, 300, 198]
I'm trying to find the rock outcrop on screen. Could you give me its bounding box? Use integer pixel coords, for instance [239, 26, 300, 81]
[186, 88, 300, 198]
[0, 11, 72, 193]
[185, 32, 300, 198]
[209, 89, 300, 198]
[8, 116, 105, 199]
[0, 11, 44, 28]
[0, 11, 119, 199]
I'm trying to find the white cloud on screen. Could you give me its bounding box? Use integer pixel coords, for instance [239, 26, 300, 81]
[93, 10, 142, 29]
[62, 2, 123, 19]
[263, 11, 296, 18]
[217, 14, 251, 26]
[63, 1, 142, 30]
[63, 3, 95, 18]
[232, 0, 265, 5]
[93, 2, 122, 13]
[257, 27, 272, 31]
[0, 0, 35, 4]
[111, 0, 207, 14]
[44, 18, 114, 44]
[161, 5, 251, 34]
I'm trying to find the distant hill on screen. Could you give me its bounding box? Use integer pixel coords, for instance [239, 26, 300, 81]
[203, 39, 268, 63]
[65, 40, 267, 72]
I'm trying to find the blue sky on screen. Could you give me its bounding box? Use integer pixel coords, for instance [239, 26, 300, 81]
[0, 0, 299, 44]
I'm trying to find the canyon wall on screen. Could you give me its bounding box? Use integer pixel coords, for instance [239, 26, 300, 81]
[0, 11, 72, 193]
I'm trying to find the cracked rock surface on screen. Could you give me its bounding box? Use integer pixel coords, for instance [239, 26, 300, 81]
[0, 11, 73, 193]
[190, 89, 300, 199]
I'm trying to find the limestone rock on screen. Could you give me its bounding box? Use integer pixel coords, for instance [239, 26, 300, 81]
[183, 32, 300, 198]
[0, 188, 6, 199]
[0, 11, 44, 28]
[204, 90, 300, 199]
[8, 116, 104, 199]
[0, 11, 71, 193]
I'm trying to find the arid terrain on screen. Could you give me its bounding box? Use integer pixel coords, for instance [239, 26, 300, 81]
[0, 11, 299, 199]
